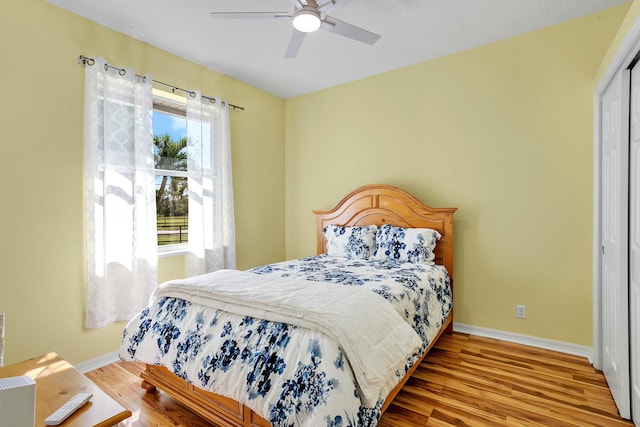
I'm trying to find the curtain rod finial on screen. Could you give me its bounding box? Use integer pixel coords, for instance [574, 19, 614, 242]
[77, 55, 95, 66]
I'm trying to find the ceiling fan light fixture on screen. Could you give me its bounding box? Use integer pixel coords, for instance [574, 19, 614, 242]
[292, 8, 321, 33]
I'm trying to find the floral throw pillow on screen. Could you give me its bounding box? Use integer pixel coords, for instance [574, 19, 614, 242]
[324, 225, 378, 259]
[373, 224, 441, 264]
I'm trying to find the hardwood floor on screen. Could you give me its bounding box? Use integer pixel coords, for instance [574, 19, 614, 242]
[86, 333, 633, 426]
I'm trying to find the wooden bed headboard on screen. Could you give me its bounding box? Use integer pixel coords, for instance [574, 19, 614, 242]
[313, 184, 457, 280]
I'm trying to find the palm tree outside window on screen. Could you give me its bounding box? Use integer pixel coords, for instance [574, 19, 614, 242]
[153, 96, 189, 247]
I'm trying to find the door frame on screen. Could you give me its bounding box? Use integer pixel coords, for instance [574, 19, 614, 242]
[594, 14, 640, 370]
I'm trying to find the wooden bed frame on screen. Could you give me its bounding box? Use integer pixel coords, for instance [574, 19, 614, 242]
[140, 184, 456, 427]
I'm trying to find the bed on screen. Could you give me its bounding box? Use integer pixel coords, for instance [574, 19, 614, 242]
[119, 184, 456, 427]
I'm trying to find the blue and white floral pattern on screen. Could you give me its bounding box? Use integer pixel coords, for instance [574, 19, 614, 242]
[324, 225, 378, 259]
[120, 255, 451, 427]
[372, 225, 441, 264]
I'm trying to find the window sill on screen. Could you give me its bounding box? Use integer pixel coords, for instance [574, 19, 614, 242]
[158, 244, 188, 258]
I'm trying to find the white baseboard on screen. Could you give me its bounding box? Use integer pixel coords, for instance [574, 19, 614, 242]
[453, 323, 593, 364]
[74, 351, 120, 374]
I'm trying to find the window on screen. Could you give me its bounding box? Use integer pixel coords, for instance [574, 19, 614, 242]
[83, 58, 235, 327]
[153, 95, 188, 247]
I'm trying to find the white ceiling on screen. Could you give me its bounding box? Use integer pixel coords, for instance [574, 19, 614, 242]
[47, 0, 628, 99]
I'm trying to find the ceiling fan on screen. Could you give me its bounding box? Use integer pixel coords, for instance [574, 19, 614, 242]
[210, 0, 381, 59]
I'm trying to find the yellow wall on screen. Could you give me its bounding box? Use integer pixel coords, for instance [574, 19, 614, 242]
[0, 0, 285, 365]
[285, 5, 629, 346]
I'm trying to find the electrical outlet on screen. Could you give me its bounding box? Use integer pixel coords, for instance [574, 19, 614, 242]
[516, 305, 526, 319]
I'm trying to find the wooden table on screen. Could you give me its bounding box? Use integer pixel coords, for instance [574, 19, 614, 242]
[0, 352, 131, 427]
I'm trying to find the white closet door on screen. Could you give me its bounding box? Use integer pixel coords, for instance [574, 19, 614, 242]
[630, 65, 640, 426]
[602, 70, 631, 419]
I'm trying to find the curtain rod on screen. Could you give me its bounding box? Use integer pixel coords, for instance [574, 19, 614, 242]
[77, 55, 245, 111]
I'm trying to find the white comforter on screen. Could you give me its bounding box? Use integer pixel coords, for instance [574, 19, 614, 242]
[153, 269, 423, 407]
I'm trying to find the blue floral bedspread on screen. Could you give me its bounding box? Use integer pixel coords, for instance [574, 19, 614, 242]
[119, 255, 452, 427]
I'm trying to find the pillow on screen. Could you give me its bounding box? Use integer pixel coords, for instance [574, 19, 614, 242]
[324, 224, 378, 259]
[373, 224, 441, 264]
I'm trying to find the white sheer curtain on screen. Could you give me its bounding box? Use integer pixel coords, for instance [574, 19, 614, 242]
[84, 57, 158, 328]
[186, 92, 236, 276]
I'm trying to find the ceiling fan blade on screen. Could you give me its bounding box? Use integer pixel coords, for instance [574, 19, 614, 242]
[210, 12, 291, 19]
[318, 0, 354, 17]
[284, 30, 307, 59]
[287, 0, 307, 7]
[321, 16, 380, 45]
